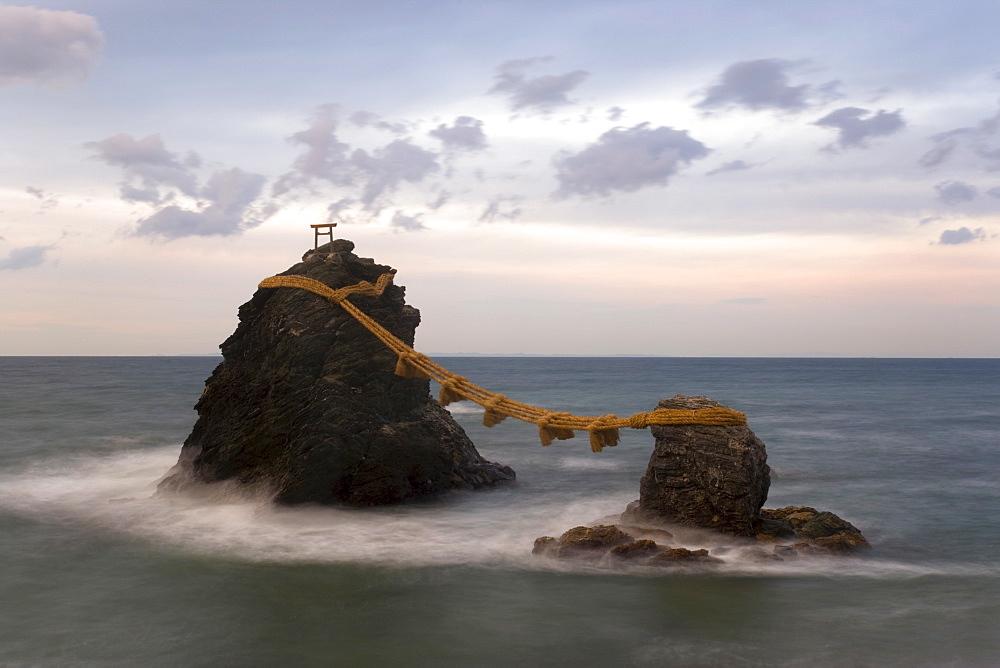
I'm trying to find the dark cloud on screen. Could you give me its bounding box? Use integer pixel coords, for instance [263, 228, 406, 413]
[0, 4, 103, 88]
[553, 123, 710, 198]
[938, 227, 987, 245]
[934, 180, 977, 205]
[0, 244, 55, 270]
[918, 216, 941, 226]
[920, 105, 1000, 170]
[706, 160, 754, 176]
[814, 107, 905, 149]
[695, 59, 813, 112]
[429, 116, 487, 152]
[390, 211, 425, 232]
[134, 167, 267, 239]
[606, 106, 625, 122]
[86, 133, 199, 203]
[489, 57, 589, 113]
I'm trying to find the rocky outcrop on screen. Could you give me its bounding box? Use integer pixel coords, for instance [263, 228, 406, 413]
[631, 395, 770, 536]
[757, 506, 869, 553]
[535, 395, 868, 565]
[159, 240, 514, 505]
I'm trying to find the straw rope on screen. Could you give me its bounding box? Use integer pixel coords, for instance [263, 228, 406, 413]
[258, 272, 747, 452]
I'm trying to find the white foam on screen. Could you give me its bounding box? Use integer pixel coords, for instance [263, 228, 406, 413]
[1, 447, 995, 578]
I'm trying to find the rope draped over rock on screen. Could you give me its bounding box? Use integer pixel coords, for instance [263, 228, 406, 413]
[258, 271, 748, 452]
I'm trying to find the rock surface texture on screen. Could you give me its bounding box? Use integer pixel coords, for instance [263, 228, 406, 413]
[159, 240, 514, 505]
[635, 394, 770, 536]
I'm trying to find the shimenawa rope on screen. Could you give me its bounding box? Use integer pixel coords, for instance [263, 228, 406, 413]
[258, 272, 747, 452]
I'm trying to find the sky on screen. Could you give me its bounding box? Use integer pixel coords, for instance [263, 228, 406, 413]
[1, 0, 998, 357]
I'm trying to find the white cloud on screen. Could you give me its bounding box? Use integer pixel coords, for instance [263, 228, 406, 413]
[0, 4, 103, 88]
[934, 180, 977, 204]
[0, 244, 54, 270]
[938, 227, 987, 245]
[553, 123, 710, 198]
[814, 107, 905, 149]
[489, 57, 589, 113]
[695, 59, 815, 112]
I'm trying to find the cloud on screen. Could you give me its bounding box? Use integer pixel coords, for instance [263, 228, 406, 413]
[606, 106, 625, 122]
[814, 107, 905, 149]
[25, 186, 58, 210]
[133, 167, 267, 239]
[489, 57, 589, 113]
[275, 105, 440, 212]
[429, 116, 487, 152]
[0, 244, 55, 270]
[273, 104, 353, 195]
[937, 227, 987, 245]
[88, 132, 267, 239]
[0, 4, 103, 88]
[390, 210, 425, 232]
[351, 139, 440, 209]
[695, 59, 814, 112]
[988, 186, 1000, 199]
[920, 103, 1000, 170]
[706, 160, 754, 176]
[553, 123, 710, 198]
[934, 180, 977, 204]
[86, 133, 199, 203]
[349, 110, 409, 134]
[478, 195, 523, 223]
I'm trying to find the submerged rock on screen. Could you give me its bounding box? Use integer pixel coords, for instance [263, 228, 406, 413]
[159, 240, 514, 505]
[633, 395, 770, 536]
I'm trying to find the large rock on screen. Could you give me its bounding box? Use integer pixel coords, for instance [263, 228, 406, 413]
[634, 394, 770, 536]
[159, 240, 514, 505]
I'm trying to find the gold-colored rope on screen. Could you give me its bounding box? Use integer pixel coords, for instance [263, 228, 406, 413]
[259, 272, 747, 452]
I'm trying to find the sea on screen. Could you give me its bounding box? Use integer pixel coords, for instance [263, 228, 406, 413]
[0, 356, 997, 667]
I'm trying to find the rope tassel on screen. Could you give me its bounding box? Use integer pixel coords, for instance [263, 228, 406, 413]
[394, 353, 429, 379]
[587, 415, 621, 452]
[482, 394, 509, 428]
[535, 412, 576, 446]
[438, 376, 467, 406]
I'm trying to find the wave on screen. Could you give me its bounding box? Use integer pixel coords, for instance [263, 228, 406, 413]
[0, 447, 996, 578]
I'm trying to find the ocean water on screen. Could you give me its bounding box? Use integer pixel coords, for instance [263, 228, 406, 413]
[0, 356, 998, 666]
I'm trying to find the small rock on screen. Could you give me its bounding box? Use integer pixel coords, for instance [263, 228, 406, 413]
[649, 548, 723, 566]
[532, 536, 557, 556]
[555, 525, 634, 557]
[609, 539, 662, 559]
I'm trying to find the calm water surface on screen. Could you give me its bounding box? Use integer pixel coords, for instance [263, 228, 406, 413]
[0, 357, 998, 666]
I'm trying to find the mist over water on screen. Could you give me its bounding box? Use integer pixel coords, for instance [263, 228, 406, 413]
[1, 357, 998, 664]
